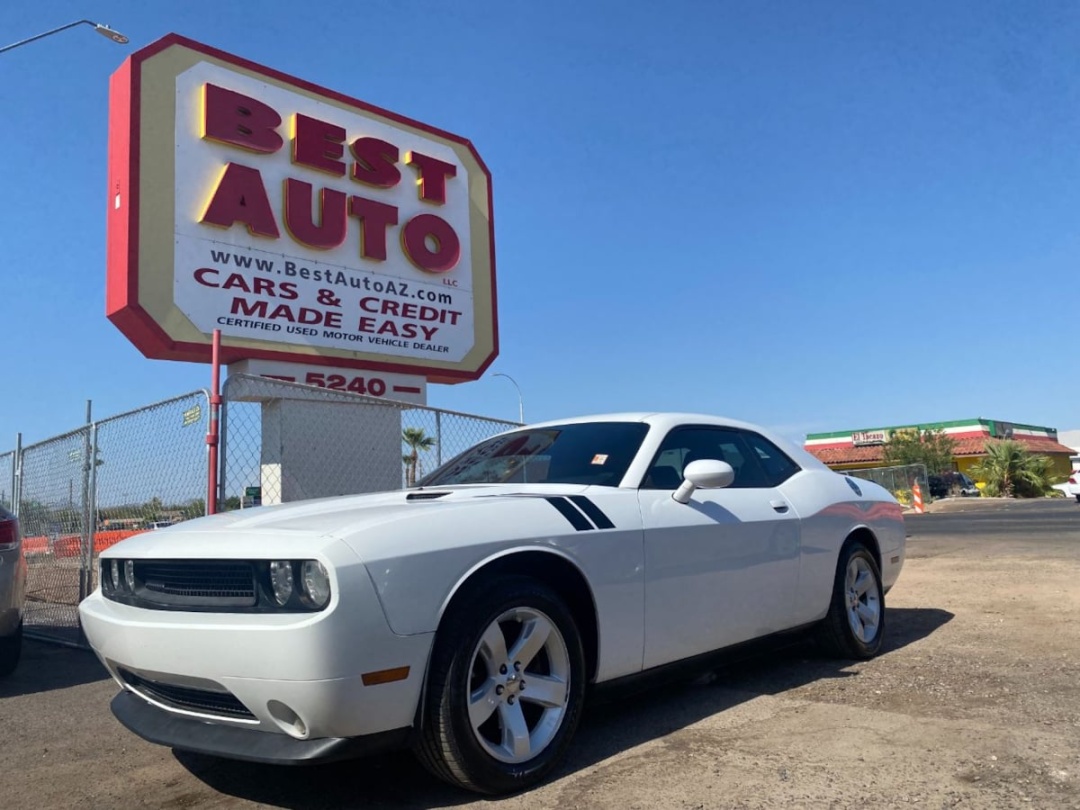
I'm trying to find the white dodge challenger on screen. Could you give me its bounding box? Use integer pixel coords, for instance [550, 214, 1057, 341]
[80, 413, 905, 794]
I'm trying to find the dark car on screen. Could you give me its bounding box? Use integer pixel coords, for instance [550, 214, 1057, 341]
[0, 506, 26, 676]
[928, 472, 980, 499]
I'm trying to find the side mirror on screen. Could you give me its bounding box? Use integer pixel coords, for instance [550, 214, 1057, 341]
[672, 459, 735, 504]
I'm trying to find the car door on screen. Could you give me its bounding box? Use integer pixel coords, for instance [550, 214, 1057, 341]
[639, 426, 801, 669]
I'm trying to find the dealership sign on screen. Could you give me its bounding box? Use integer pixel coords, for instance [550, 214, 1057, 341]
[106, 35, 497, 382]
[228, 359, 427, 406]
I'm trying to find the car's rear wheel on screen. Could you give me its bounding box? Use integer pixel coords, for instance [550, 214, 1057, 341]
[416, 577, 586, 794]
[817, 543, 885, 659]
[0, 621, 23, 678]
[1074, 494, 1080, 504]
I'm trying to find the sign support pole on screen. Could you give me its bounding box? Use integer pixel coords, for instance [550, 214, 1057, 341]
[206, 328, 221, 515]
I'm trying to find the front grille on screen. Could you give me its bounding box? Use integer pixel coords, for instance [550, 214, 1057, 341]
[119, 668, 255, 719]
[134, 561, 256, 608]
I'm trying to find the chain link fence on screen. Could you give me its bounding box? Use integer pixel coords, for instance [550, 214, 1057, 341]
[7, 391, 209, 646]
[92, 392, 210, 539]
[844, 463, 929, 508]
[220, 374, 519, 508]
[5, 379, 514, 646]
[16, 427, 94, 643]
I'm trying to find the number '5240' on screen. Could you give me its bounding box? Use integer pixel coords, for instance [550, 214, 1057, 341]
[305, 372, 387, 396]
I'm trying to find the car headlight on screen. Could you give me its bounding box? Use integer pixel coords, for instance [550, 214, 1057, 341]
[269, 560, 294, 606]
[99, 559, 114, 592]
[299, 561, 331, 609]
[110, 559, 120, 591]
[124, 560, 136, 591]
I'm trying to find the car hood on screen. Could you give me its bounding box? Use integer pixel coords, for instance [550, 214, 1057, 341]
[102, 483, 593, 558]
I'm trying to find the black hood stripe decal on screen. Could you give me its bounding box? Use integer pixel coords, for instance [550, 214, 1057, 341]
[569, 496, 615, 529]
[540, 495, 617, 531]
[544, 497, 593, 531]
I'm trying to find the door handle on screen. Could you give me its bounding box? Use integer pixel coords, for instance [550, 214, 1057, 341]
[770, 499, 789, 513]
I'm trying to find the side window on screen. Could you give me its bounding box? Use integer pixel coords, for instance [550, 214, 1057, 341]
[642, 427, 772, 489]
[740, 431, 801, 487]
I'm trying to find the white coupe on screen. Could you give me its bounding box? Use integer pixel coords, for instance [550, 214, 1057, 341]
[79, 413, 905, 794]
[1052, 471, 1080, 502]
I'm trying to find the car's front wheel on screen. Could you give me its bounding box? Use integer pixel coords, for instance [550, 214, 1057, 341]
[817, 543, 885, 659]
[416, 577, 586, 794]
[0, 621, 23, 677]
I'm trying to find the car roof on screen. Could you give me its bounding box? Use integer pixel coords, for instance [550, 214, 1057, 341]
[514, 412, 829, 472]
[525, 412, 766, 432]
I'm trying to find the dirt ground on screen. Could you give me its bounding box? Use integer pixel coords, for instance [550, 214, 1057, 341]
[1, 500, 1078, 809]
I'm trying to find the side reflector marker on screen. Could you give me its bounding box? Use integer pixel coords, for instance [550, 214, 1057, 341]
[361, 666, 411, 686]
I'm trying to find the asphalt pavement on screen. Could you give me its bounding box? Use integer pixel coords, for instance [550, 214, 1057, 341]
[906, 497, 1080, 555]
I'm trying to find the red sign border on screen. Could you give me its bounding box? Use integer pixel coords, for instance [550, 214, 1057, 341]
[106, 33, 498, 383]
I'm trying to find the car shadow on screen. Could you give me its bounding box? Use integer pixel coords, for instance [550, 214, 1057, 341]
[0, 638, 110, 698]
[174, 607, 953, 808]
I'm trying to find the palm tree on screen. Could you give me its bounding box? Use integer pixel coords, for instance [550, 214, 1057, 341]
[968, 440, 1057, 498]
[402, 427, 436, 487]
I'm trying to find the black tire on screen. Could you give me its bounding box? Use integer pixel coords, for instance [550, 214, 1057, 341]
[0, 621, 23, 678]
[415, 576, 586, 795]
[816, 543, 885, 659]
[1074, 495, 1080, 504]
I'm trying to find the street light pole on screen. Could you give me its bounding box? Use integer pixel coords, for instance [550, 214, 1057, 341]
[492, 373, 525, 425]
[0, 19, 129, 55]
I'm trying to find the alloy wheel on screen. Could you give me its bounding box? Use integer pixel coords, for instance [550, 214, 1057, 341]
[467, 607, 571, 764]
[845, 556, 881, 644]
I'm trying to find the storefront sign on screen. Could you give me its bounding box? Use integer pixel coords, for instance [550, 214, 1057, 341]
[106, 35, 497, 382]
[852, 430, 890, 446]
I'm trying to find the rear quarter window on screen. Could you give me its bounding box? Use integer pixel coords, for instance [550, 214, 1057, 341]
[740, 432, 801, 487]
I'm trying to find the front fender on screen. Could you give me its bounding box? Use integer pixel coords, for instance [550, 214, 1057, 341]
[433, 545, 593, 626]
[344, 490, 646, 682]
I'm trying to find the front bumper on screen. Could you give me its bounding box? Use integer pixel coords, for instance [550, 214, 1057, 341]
[112, 691, 411, 764]
[79, 542, 434, 746]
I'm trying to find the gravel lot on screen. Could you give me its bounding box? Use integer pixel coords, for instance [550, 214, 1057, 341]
[2, 499, 1078, 809]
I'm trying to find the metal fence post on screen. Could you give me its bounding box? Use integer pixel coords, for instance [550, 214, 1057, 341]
[12, 433, 21, 518]
[435, 410, 443, 468]
[79, 402, 93, 600]
[81, 422, 100, 602]
[217, 387, 228, 516]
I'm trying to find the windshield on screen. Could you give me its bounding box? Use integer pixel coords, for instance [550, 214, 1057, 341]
[419, 422, 650, 487]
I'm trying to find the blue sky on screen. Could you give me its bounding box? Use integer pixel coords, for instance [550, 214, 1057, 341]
[3, 0, 1079, 447]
